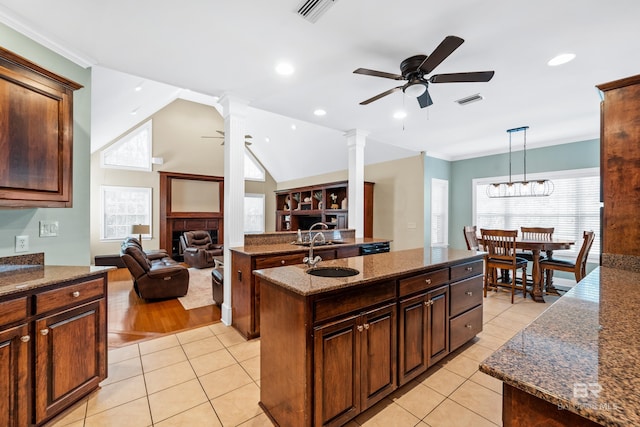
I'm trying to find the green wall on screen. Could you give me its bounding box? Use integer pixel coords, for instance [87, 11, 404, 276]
[0, 23, 92, 264]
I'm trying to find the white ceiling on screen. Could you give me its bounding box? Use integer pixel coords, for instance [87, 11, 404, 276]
[1, 0, 639, 182]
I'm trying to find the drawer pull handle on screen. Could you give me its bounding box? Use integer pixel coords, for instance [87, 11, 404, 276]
[465, 291, 473, 296]
[20, 335, 30, 343]
[40, 329, 49, 336]
[425, 278, 432, 285]
[363, 323, 370, 330]
[465, 267, 473, 272]
[465, 324, 473, 329]
[357, 325, 364, 332]
[281, 260, 286, 265]
[72, 291, 80, 298]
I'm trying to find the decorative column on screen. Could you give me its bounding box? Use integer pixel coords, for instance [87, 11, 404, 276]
[345, 129, 368, 238]
[219, 94, 248, 326]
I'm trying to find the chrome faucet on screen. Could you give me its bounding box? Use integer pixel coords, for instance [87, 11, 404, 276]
[303, 222, 328, 268]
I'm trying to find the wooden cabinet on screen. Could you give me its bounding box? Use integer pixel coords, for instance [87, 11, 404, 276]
[276, 181, 374, 237]
[0, 46, 82, 208]
[313, 303, 396, 427]
[597, 74, 640, 267]
[0, 274, 107, 426]
[449, 260, 484, 352]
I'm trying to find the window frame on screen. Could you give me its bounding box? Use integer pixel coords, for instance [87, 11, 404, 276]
[431, 178, 449, 247]
[244, 192, 265, 234]
[100, 185, 152, 241]
[100, 120, 153, 171]
[244, 149, 266, 182]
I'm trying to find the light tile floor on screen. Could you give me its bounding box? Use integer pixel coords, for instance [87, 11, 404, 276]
[47, 290, 559, 427]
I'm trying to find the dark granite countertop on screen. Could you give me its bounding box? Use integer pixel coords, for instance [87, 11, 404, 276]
[230, 237, 390, 256]
[253, 247, 484, 296]
[480, 266, 640, 426]
[0, 265, 114, 298]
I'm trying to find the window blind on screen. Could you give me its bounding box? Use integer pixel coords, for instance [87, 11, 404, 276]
[473, 168, 600, 261]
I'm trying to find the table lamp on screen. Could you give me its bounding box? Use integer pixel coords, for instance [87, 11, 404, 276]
[131, 224, 150, 247]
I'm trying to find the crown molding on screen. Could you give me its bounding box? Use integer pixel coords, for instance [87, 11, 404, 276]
[0, 6, 96, 68]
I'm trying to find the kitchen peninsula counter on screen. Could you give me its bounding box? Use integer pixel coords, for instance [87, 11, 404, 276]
[230, 236, 389, 256]
[480, 266, 640, 426]
[255, 247, 485, 427]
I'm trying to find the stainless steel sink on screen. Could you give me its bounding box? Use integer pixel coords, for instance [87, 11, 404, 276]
[306, 267, 360, 277]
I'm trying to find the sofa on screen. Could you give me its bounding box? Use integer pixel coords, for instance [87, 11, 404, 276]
[180, 230, 223, 269]
[120, 237, 189, 299]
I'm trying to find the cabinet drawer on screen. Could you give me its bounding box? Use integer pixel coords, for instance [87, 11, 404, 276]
[0, 296, 28, 327]
[450, 275, 483, 317]
[314, 280, 395, 324]
[35, 278, 105, 314]
[255, 253, 305, 269]
[399, 268, 448, 297]
[450, 305, 483, 351]
[450, 260, 483, 282]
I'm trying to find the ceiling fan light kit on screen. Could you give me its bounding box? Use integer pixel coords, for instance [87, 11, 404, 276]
[486, 126, 554, 198]
[353, 35, 495, 108]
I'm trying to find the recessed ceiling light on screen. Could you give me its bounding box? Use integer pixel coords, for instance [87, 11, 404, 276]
[265, 137, 270, 143]
[291, 124, 297, 130]
[130, 108, 139, 115]
[393, 111, 407, 120]
[314, 109, 326, 116]
[547, 53, 576, 66]
[135, 85, 142, 92]
[275, 62, 295, 76]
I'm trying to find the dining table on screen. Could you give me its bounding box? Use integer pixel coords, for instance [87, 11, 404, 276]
[479, 236, 575, 302]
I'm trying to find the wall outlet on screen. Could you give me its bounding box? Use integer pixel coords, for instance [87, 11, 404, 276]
[15, 235, 29, 252]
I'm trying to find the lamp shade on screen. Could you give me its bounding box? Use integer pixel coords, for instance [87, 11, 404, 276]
[131, 224, 150, 235]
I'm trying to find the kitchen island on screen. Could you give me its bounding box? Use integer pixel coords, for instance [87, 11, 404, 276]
[254, 247, 485, 427]
[480, 266, 640, 426]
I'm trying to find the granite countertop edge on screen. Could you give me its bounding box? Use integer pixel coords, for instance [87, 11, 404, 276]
[0, 265, 114, 298]
[230, 237, 390, 256]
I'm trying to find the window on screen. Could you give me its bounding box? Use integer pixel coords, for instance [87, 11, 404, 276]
[101, 186, 152, 240]
[101, 120, 152, 171]
[473, 168, 600, 261]
[244, 150, 265, 181]
[431, 178, 449, 247]
[244, 193, 265, 233]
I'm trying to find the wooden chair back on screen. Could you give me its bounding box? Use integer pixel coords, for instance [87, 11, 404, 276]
[463, 225, 480, 250]
[520, 227, 554, 241]
[480, 229, 519, 266]
[576, 230, 596, 281]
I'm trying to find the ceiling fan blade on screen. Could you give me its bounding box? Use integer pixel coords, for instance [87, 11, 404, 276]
[214, 130, 253, 138]
[417, 89, 433, 108]
[430, 71, 495, 83]
[216, 130, 225, 136]
[360, 86, 404, 105]
[418, 35, 464, 74]
[353, 68, 404, 80]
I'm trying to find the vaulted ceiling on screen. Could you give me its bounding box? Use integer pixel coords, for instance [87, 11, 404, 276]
[1, 0, 638, 182]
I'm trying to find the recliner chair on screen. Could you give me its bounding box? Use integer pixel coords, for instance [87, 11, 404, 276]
[180, 230, 223, 269]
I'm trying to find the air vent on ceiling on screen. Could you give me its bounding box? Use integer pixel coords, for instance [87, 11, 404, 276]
[296, 0, 338, 23]
[455, 93, 484, 106]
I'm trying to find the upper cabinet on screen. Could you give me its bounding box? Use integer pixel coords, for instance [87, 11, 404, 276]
[0, 46, 82, 208]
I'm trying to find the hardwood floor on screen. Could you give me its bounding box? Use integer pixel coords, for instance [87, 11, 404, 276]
[107, 268, 221, 349]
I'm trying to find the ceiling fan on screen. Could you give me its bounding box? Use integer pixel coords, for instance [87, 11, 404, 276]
[353, 35, 495, 108]
[201, 130, 253, 145]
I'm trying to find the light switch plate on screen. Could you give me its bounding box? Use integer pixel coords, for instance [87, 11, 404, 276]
[39, 220, 59, 237]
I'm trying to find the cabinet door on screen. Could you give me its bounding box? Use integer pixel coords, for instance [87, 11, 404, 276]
[427, 286, 449, 366]
[398, 293, 428, 385]
[314, 315, 360, 427]
[34, 299, 106, 424]
[0, 324, 29, 427]
[360, 303, 397, 409]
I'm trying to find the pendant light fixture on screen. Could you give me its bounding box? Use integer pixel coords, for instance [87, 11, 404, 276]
[486, 126, 554, 198]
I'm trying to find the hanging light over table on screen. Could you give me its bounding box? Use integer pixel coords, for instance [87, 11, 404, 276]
[486, 126, 554, 198]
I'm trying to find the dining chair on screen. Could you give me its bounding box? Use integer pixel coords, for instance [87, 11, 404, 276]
[519, 226, 554, 283]
[480, 229, 529, 304]
[463, 225, 480, 250]
[540, 230, 595, 287]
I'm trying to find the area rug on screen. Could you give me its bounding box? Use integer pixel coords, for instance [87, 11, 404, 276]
[178, 267, 215, 310]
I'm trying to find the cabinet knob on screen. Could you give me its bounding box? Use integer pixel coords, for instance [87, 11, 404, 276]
[465, 324, 473, 329]
[20, 335, 30, 343]
[357, 325, 364, 332]
[72, 291, 80, 298]
[465, 266, 473, 272]
[465, 291, 473, 296]
[40, 329, 49, 336]
[281, 260, 285, 265]
[425, 278, 432, 285]
[363, 323, 370, 330]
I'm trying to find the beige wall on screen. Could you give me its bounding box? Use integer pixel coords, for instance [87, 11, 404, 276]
[90, 99, 277, 258]
[276, 155, 425, 251]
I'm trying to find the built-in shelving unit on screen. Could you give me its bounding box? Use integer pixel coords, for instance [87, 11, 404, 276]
[275, 181, 373, 237]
